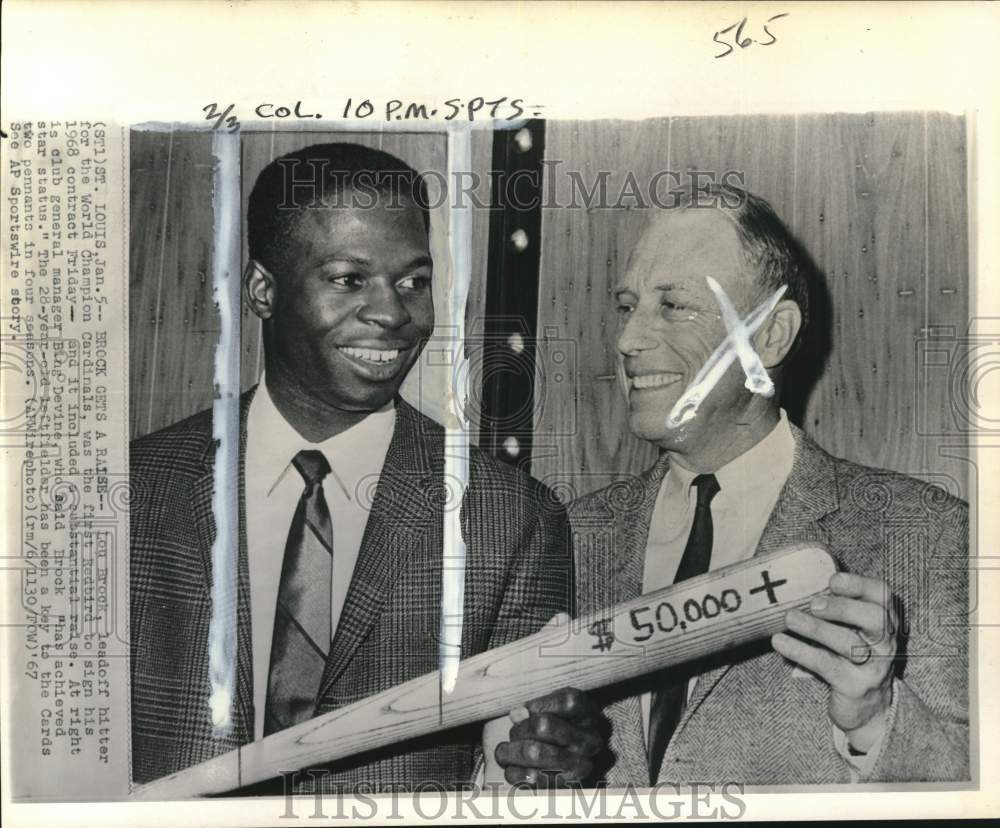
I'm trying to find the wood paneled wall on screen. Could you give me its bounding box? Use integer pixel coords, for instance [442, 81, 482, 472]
[532, 114, 970, 502]
[129, 127, 492, 438]
[130, 116, 971, 505]
[129, 129, 217, 438]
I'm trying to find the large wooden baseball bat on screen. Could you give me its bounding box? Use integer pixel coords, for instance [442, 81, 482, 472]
[132, 543, 835, 799]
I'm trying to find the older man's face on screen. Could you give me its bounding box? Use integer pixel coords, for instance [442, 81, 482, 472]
[614, 208, 758, 450]
[265, 192, 434, 414]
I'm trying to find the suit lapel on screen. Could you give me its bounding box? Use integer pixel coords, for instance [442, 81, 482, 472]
[610, 452, 671, 604]
[235, 391, 255, 741]
[751, 425, 840, 557]
[604, 454, 670, 785]
[316, 399, 440, 700]
[192, 388, 257, 743]
[666, 425, 842, 757]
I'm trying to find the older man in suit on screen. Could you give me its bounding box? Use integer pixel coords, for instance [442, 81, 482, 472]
[498, 186, 968, 785]
[129, 143, 596, 791]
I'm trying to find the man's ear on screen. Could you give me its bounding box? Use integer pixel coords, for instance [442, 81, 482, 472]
[755, 299, 802, 368]
[245, 259, 275, 320]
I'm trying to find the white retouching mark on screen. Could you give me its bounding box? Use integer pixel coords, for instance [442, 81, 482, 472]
[666, 282, 788, 429]
[208, 129, 241, 736]
[440, 126, 472, 697]
[706, 276, 775, 397]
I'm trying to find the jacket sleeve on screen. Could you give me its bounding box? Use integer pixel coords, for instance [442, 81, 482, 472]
[470, 491, 573, 785]
[866, 500, 970, 782]
[486, 492, 574, 651]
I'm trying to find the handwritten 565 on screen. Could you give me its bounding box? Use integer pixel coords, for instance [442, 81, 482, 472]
[713, 12, 790, 59]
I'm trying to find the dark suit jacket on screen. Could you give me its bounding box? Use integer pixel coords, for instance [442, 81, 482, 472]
[130, 390, 572, 790]
[571, 425, 969, 785]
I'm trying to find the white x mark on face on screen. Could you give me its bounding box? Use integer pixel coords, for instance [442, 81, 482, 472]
[666, 280, 788, 429]
[707, 276, 778, 397]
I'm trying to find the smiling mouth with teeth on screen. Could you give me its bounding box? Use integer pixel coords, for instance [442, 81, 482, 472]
[339, 346, 403, 364]
[630, 372, 684, 390]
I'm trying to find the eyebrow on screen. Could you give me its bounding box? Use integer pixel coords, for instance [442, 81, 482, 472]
[401, 254, 433, 271]
[316, 254, 371, 267]
[314, 253, 433, 270]
[612, 281, 701, 297]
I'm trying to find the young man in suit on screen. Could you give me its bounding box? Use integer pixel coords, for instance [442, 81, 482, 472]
[129, 143, 599, 792]
[497, 186, 969, 785]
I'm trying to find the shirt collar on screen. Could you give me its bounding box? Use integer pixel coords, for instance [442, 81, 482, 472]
[247, 375, 396, 500]
[666, 409, 795, 500]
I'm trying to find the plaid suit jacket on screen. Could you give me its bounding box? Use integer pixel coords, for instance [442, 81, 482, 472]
[571, 425, 969, 785]
[130, 389, 572, 790]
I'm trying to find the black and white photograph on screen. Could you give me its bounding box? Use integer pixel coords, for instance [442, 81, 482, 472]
[123, 114, 971, 796]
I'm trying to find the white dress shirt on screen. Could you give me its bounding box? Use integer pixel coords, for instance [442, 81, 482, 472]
[245, 378, 396, 742]
[641, 409, 796, 734]
[641, 409, 886, 778]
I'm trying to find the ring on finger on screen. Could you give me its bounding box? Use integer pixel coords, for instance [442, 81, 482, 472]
[851, 645, 873, 665]
[851, 631, 874, 665]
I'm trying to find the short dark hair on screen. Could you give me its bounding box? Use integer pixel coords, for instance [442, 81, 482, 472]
[673, 183, 813, 339]
[247, 142, 430, 274]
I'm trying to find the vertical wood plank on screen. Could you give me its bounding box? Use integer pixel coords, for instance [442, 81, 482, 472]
[129, 129, 216, 439]
[794, 113, 927, 479]
[923, 113, 970, 500]
[667, 114, 797, 220]
[128, 129, 172, 438]
[463, 127, 495, 440]
[154, 131, 217, 434]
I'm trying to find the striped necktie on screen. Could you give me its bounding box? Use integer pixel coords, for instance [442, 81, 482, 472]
[264, 449, 333, 736]
[647, 472, 720, 782]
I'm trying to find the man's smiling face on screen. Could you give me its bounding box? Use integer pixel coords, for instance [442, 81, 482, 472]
[614, 208, 758, 451]
[261, 191, 434, 415]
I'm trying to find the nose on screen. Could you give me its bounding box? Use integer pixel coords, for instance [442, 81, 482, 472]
[358, 281, 412, 329]
[616, 310, 656, 357]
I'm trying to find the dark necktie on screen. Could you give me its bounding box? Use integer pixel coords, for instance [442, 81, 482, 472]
[264, 450, 333, 736]
[647, 472, 720, 783]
